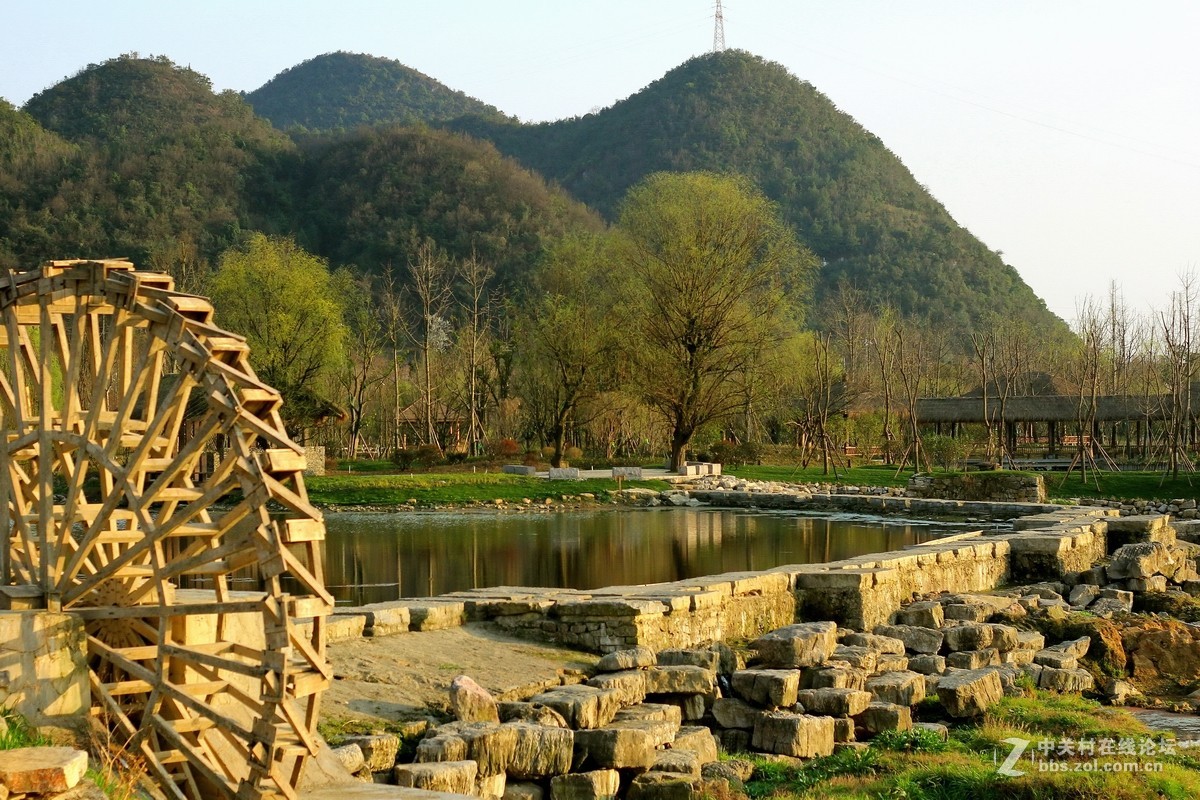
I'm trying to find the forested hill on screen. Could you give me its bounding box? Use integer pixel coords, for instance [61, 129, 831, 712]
[246, 52, 506, 132]
[451, 50, 1068, 337]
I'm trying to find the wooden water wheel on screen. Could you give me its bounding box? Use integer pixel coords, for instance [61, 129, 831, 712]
[0, 260, 332, 799]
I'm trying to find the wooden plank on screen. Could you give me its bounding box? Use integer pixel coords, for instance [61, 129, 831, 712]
[281, 519, 324, 544]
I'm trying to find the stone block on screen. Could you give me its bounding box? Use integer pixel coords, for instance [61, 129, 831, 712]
[943, 623, 993, 652]
[855, 702, 913, 735]
[532, 685, 622, 729]
[613, 703, 683, 728]
[731, 669, 800, 708]
[1015, 631, 1046, 651]
[357, 603, 411, 636]
[711, 698, 762, 730]
[1002, 649, 1035, 666]
[936, 668, 1003, 717]
[1045, 635, 1091, 660]
[596, 646, 656, 672]
[342, 733, 400, 772]
[892, 600, 944, 629]
[751, 712, 836, 758]
[574, 727, 657, 770]
[841, 632, 906, 654]
[612, 467, 644, 480]
[330, 743, 365, 774]
[479, 773, 508, 799]
[627, 772, 698, 800]
[551, 769, 621, 800]
[507, 722, 575, 779]
[833, 717, 856, 743]
[915, 722, 949, 741]
[750, 622, 837, 668]
[450, 675, 500, 723]
[866, 671, 926, 706]
[1039, 667, 1095, 693]
[645, 666, 715, 695]
[408, 601, 467, 631]
[657, 649, 721, 671]
[1107, 542, 1177, 580]
[498, 702, 569, 728]
[549, 467, 581, 480]
[987, 624, 1019, 652]
[416, 732, 468, 763]
[795, 688, 872, 717]
[1068, 584, 1100, 608]
[587, 670, 648, 706]
[394, 761, 478, 795]
[503, 464, 538, 476]
[1128, 576, 1169, 592]
[946, 649, 1000, 670]
[1033, 650, 1077, 670]
[506, 783, 547, 800]
[943, 603, 990, 623]
[435, 721, 516, 777]
[873, 624, 943, 655]
[874, 653, 909, 673]
[652, 749, 701, 778]
[608, 717, 678, 748]
[829, 646, 877, 672]
[0, 746, 88, 793]
[672, 726, 719, 764]
[805, 665, 867, 691]
[907, 654, 946, 675]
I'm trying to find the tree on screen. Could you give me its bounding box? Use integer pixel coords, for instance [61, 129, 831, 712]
[614, 172, 818, 471]
[457, 253, 494, 456]
[335, 270, 390, 460]
[517, 234, 616, 467]
[407, 241, 453, 450]
[208, 233, 347, 437]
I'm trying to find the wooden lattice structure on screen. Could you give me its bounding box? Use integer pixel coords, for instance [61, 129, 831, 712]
[0, 260, 332, 799]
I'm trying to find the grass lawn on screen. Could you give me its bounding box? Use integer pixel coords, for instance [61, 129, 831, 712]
[728, 463, 915, 488]
[305, 471, 670, 507]
[745, 691, 1200, 800]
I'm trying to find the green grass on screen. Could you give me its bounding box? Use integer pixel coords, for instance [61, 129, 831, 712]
[728, 463, 915, 488]
[1047, 469, 1200, 502]
[742, 692, 1200, 800]
[304, 471, 670, 507]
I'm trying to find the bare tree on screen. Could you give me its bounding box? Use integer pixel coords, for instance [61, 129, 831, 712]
[457, 253, 494, 456]
[407, 241, 453, 450]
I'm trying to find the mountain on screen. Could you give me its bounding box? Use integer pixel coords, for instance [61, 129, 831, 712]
[20, 54, 295, 267]
[245, 52, 506, 132]
[451, 50, 1068, 337]
[0, 101, 78, 268]
[294, 125, 604, 288]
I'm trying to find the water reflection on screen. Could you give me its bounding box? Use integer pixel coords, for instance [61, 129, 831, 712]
[320, 509, 980, 606]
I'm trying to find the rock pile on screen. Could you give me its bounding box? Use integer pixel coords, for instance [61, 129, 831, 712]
[340, 596, 1114, 800]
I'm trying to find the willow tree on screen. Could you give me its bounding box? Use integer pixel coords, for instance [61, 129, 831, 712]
[614, 172, 817, 471]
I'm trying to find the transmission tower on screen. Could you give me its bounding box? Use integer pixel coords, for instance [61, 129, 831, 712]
[713, 0, 726, 52]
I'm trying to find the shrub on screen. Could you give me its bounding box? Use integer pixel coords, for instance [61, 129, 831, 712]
[414, 444, 443, 468]
[497, 438, 521, 457]
[390, 448, 416, 470]
[523, 450, 541, 466]
[565, 446, 584, 461]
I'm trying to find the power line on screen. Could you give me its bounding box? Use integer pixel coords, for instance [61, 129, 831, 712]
[713, 0, 726, 52]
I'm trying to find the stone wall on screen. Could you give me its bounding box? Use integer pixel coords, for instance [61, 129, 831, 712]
[0, 612, 89, 725]
[907, 472, 1046, 503]
[333, 499, 1116, 653]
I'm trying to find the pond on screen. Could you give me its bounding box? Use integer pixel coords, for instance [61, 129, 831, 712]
[320, 508, 990, 606]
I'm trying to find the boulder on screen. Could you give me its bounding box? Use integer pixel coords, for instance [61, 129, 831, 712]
[450, 674, 500, 723]
[987, 625, 1020, 652]
[551, 769, 621, 800]
[1107, 542, 1177, 580]
[608, 717, 678, 748]
[1015, 631, 1046, 651]
[671, 726, 719, 764]
[750, 622, 838, 668]
[751, 712, 836, 758]
[833, 717, 855, 743]
[1101, 678, 1142, 705]
[416, 731, 468, 763]
[587, 670, 648, 706]
[731, 669, 800, 708]
[330, 743, 365, 774]
[841, 633, 906, 654]
[855, 702, 913, 735]
[1039, 667, 1095, 693]
[795, 688, 872, 717]
[507, 722, 575, 779]
[873, 624, 944, 655]
[874, 653, 910, 673]
[658, 649, 721, 671]
[711, 698, 762, 730]
[341, 733, 400, 772]
[0, 746, 88, 793]
[829, 646, 878, 672]
[1068, 584, 1100, 608]
[614, 703, 684, 728]
[596, 646, 657, 672]
[804, 665, 867, 691]
[943, 622, 993, 652]
[915, 722, 949, 741]
[1033, 650, 1077, 670]
[627, 772, 698, 800]
[479, 773, 508, 799]
[434, 721, 516, 777]
[865, 671, 926, 706]
[394, 761, 478, 795]
[907, 654, 946, 675]
[651, 749, 701, 778]
[936, 668, 1004, 717]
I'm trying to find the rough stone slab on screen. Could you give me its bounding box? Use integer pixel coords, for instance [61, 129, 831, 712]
[873, 624, 943, 655]
[750, 622, 837, 668]
[587, 670, 647, 706]
[711, 698, 763, 730]
[874, 653, 909, 673]
[1107, 542, 1177, 580]
[498, 702, 569, 728]
[343, 734, 401, 772]
[595, 646, 656, 672]
[987, 624, 1019, 652]
[531, 685, 621, 730]
[613, 703, 684, 728]
[1068, 584, 1100, 608]
[435, 721, 516, 777]
[331, 743, 366, 775]
[627, 772, 698, 800]
[394, 762, 478, 796]
[478, 773, 507, 800]
[505, 783, 546, 800]
[907, 654, 946, 675]
[550, 769, 620, 800]
[751, 712, 836, 758]
[645, 665, 715, 695]
[1033, 650, 1077, 670]
[672, 726, 719, 764]
[450, 675, 500, 723]
[651, 749, 701, 778]
[1016, 631, 1046, 651]
[408, 602, 468, 632]
[731, 669, 800, 708]
[417, 733, 468, 764]
[306, 788, 477, 800]
[657, 649, 722, 671]
[865, 671, 926, 706]
[892, 601, 944, 629]
[608, 717, 678, 748]
[946, 648, 1000, 670]
[795, 688, 872, 717]
[855, 701, 913, 735]
[805, 665, 867, 691]
[0, 746, 88, 793]
[841, 632, 905, 654]
[1039, 667, 1095, 693]
[829, 645, 877, 672]
[1045, 636, 1091, 660]
[506, 722, 575, 779]
[936, 668, 1003, 717]
[943, 623, 993, 652]
[574, 727, 657, 770]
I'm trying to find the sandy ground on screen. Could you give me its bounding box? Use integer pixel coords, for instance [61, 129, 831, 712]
[322, 623, 599, 725]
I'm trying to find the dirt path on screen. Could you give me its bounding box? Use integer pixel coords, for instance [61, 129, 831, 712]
[322, 623, 598, 725]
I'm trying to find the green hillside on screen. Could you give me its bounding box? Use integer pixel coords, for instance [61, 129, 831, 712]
[0, 101, 78, 268]
[20, 54, 295, 267]
[294, 126, 604, 288]
[246, 52, 505, 132]
[452, 50, 1068, 336]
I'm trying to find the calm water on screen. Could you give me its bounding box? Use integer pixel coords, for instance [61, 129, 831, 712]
[320, 508, 983, 606]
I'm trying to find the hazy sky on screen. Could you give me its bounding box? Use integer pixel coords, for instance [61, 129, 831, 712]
[3, 0, 1197, 324]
